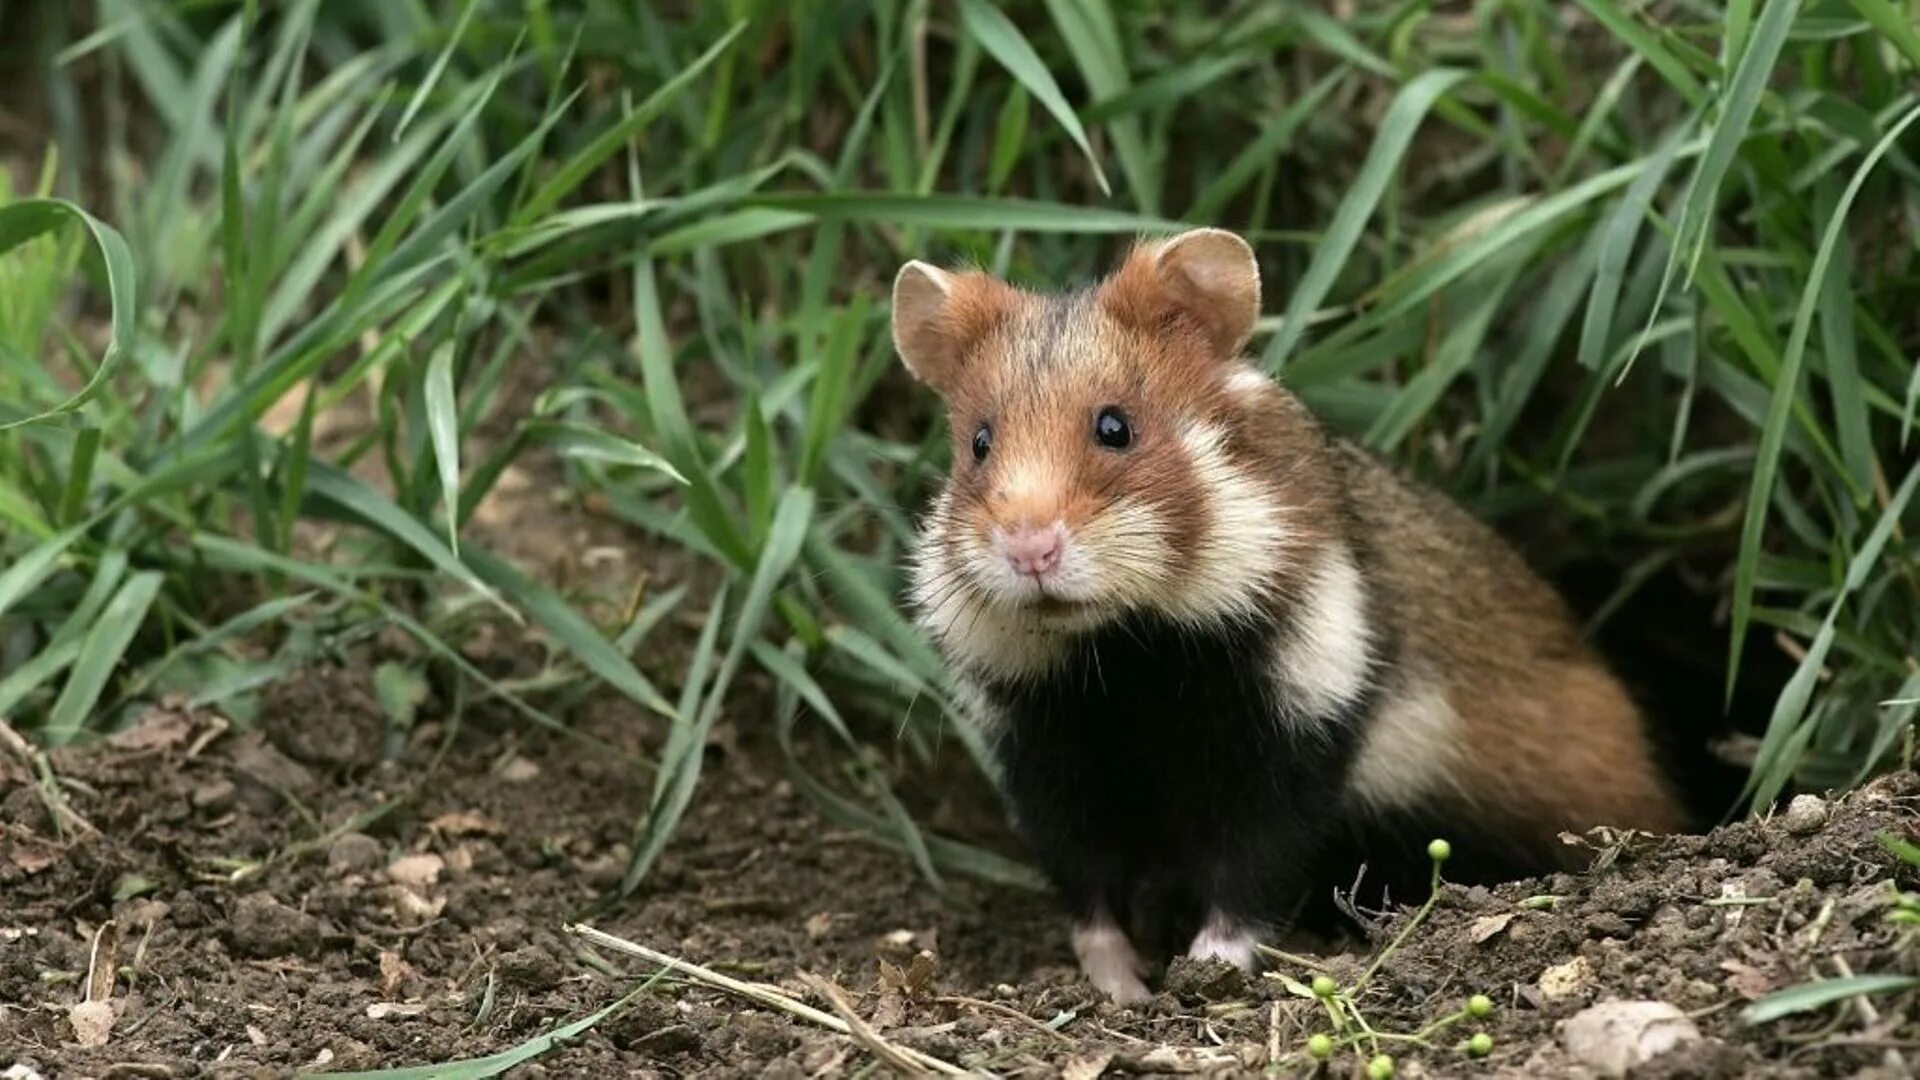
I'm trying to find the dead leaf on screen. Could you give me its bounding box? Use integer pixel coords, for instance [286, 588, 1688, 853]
[105, 710, 192, 752]
[903, 950, 937, 1000]
[68, 1000, 116, 1047]
[1719, 960, 1778, 1001]
[427, 811, 501, 837]
[499, 756, 541, 782]
[1538, 956, 1593, 1001]
[379, 950, 416, 996]
[805, 912, 837, 940]
[1470, 912, 1517, 944]
[872, 961, 909, 1030]
[83, 920, 120, 1002]
[4, 835, 59, 875]
[1062, 1052, 1115, 1080]
[386, 853, 445, 888]
[391, 888, 446, 925]
[365, 1001, 428, 1020]
[1125, 1046, 1240, 1073]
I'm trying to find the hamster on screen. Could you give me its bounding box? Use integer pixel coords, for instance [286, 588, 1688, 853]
[891, 228, 1689, 1004]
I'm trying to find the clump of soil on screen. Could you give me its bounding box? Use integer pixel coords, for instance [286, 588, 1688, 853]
[3, 662, 1915, 1078]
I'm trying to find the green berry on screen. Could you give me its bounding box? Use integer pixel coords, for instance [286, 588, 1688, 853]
[1306, 1033, 1334, 1059]
[1467, 993, 1495, 1018]
[1368, 1053, 1395, 1079]
[1468, 1032, 1494, 1058]
[1311, 974, 1338, 999]
[1427, 838, 1452, 864]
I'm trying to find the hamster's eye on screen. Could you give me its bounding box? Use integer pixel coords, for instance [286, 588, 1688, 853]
[972, 423, 993, 462]
[1094, 407, 1132, 450]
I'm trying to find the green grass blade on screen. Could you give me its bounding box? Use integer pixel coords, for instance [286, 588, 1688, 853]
[747, 192, 1178, 233]
[0, 200, 138, 431]
[464, 548, 677, 720]
[424, 340, 461, 552]
[1727, 100, 1920, 702]
[987, 84, 1029, 194]
[1812, 181, 1874, 498]
[1849, 0, 1920, 69]
[516, 21, 747, 225]
[0, 552, 127, 719]
[1573, 0, 1707, 107]
[627, 487, 814, 893]
[324, 983, 654, 1080]
[1668, 0, 1800, 284]
[1261, 69, 1469, 370]
[302, 464, 513, 620]
[1742, 975, 1920, 1026]
[523, 420, 686, 483]
[1746, 461, 1920, 810]
[1187, 72, 1340, 224]
[57, 426, 102, 525]
[958, 0, 1109, 195]
[43, 571, 164, 745]
[1041, 0, 1154, 210]
[392, 0, 478, 142]
[0, 526, 85, 620]
[1578, 130, 1688, 377]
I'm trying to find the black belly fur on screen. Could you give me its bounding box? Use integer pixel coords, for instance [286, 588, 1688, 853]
[983, 614, 1556, 961]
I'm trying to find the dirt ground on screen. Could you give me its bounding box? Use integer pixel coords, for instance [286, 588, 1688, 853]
[3, 638, 1917, 1080]
[0, 271, 1913, 1079]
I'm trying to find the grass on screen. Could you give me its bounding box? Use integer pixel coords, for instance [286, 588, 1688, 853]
[1, 0, 1918, 901]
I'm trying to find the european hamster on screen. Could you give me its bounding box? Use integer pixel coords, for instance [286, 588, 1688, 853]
[892, 229, 1688, 1003]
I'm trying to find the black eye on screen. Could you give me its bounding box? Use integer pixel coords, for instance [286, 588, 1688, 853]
[972, 423, 993, 462]
[1094, 407, 1132, 450]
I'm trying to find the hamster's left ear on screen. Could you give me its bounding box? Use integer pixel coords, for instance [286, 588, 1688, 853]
[1101, 228, 1261, 358]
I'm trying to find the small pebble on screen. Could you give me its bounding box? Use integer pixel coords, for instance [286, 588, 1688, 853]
[496, 945, 564, 992]
[1561, 999, 1701, 1077]
[328, 833, 385, 874]
[1781, 794, 1828, 835]
[190, 778, 237, 814]
[228, 893, 321, 959]
[1538, 956, 1593, 1001]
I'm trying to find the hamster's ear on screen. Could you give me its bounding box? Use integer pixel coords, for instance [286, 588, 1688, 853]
[891, 261, 1015, 395]
[1101, 228, 1260, 358]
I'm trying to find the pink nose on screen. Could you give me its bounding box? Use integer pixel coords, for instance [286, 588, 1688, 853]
[1002, 523, 1065, 577]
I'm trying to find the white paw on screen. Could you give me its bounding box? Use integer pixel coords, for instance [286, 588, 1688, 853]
[1073, 918, 1151, 1005]
[1186, 914, 1260, 972]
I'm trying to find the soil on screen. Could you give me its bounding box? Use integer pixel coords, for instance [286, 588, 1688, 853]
[2, 645, 1916, 1080]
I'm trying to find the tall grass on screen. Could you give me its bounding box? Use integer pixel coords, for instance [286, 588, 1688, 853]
[2, 0, 1916, 890]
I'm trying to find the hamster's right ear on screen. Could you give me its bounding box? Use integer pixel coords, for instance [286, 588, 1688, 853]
[891, 261, 1014, 395]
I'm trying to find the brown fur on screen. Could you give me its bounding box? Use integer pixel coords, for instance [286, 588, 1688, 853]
[1333, 445, 1689, 849]
[899, 228, 1686, 857]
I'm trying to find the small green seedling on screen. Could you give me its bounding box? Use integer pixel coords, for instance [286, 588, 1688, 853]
[1271, 839, 1503, 1072]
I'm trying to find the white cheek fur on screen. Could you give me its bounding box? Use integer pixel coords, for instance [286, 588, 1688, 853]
[1271, 546, 1376, 728]
[1162, 422, 1290, 626]
[911, 417, 1296, 677]
[1223, 363, 1274, 399]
